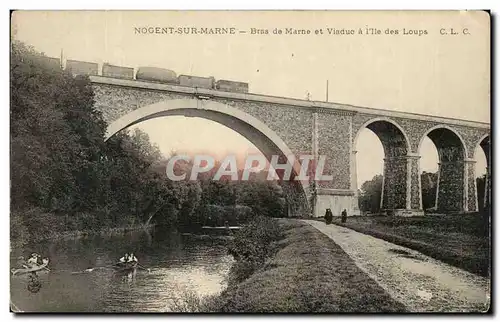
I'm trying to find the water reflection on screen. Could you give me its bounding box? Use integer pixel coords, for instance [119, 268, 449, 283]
[10, 227, 234, 312]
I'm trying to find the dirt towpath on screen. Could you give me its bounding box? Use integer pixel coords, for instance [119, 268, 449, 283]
[305, 220, 490, 312]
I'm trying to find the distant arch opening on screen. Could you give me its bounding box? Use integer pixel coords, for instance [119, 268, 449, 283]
[419, 137, 439, 211]
[355, 119, 410, 214]
[355, 129, 383, 214]
[475, 135, 490, 212]
[418, 126, 466, 213]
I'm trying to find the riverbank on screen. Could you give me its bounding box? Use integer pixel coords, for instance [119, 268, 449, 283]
[322, 214, 490, 277]
[50, 224, 156, 241]
[202, 218, 406, 312]
[11, 223, 156, 249]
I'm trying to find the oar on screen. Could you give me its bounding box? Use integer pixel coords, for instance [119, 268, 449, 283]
[137, 263, 151, 273]
[71, 264, 115, 274]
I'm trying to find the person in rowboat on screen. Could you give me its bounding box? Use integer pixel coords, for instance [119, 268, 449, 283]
[119, 253, 129, 263]
[27, 253, 39, 268]
[128, 253, 138, 263]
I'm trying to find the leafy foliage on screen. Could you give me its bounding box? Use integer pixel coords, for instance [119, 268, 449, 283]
[201, 204, 253, 227]
[227, 216, 284, 283]
[420, 171, 437, 210]
[11, 40, 290, 245]
[358, 175, 383, 213]
[358, 172, 442, 213]
[10, 42, 191, 241]
[476, 174, 487, 213]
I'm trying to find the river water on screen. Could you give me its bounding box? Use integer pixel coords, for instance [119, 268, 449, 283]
[10, 228, 234, 312]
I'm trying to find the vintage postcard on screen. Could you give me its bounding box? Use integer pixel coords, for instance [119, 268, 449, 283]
[10, 10, 490, 313]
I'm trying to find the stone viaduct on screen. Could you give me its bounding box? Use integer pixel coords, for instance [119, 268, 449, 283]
[60, 59, 490, 217]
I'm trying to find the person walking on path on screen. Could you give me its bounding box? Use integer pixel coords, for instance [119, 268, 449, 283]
[325, 208, 333, 224]
[341, 209, 347, 223]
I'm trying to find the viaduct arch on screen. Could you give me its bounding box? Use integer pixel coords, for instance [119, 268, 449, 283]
[104, 98, 310, 217]
[353, 118, 411, 212]
[417, 126, 468, 212]
[475, 134, 491, 210]
[78, 70, 490, 218]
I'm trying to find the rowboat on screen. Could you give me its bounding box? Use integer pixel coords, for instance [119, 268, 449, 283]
[11, 260, 50, 276]
[112, 261, 138, 274]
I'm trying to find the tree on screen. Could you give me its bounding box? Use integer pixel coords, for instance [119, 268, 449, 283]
[421, 171, 438, 210]
[11, 40, 184, 239]
[11, 40, 107, 214]
[477, 174, 487, 213]
[234, 175, 286, 218]
[11, 39, 292, 244]
[358, 175, 383, 213]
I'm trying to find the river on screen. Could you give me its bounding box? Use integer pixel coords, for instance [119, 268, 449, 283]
[10, 227, 235, 312]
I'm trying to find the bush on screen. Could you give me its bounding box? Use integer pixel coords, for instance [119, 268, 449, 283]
[227, 260, 261, 284]
[62, 212, 102, 231]
[165, 286, 224, 312]
[227, 216, 284, 283]
[19, 208, 67, 241]
[10, 212, 29, 249]
[234, 205, 254, 224]
[202, 204, 254, 226]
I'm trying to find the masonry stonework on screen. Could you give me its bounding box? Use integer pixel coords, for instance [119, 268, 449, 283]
[408, 156, 422, 209]
[89, 75, 489, 218]
[438, 161, 465, 212]
[383, 157, 408, 210]
[214, 98, 314, 158]
[316, 110, 352, 190]
[466, 160, 478, 212]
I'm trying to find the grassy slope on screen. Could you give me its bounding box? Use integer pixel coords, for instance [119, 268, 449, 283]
[213, 219, 406, 312]
[327, 214, 490, 277]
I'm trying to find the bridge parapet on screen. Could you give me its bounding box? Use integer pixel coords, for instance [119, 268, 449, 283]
[40, 55, 490, 133]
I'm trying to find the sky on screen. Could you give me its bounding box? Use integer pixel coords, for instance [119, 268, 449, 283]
[11, 11, 490, 186]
